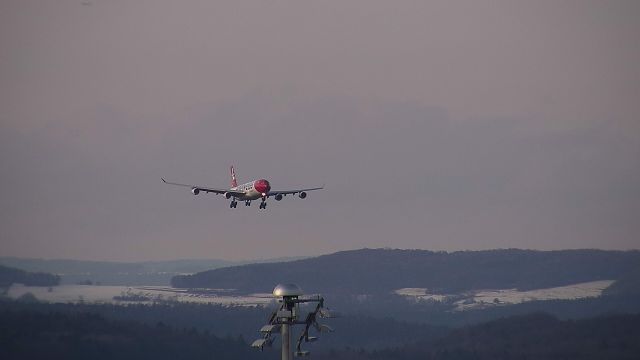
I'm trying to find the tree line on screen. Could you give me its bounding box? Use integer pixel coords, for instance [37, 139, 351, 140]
[1, 299, 639, 360]
[0, 265, 60, 287]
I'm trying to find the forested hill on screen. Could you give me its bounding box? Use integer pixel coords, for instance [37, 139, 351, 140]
[172, 248, 640, 294]
[0, 265, 60, 287]
[2, 304, 638, 360]
[313, 313, 640, 360]
[0, 308, 270, 360]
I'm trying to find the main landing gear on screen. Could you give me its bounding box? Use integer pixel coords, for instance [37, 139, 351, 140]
[230, 199, 266, 210]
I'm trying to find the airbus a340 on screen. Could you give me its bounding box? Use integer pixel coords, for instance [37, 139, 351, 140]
[162, 166, 323, 209]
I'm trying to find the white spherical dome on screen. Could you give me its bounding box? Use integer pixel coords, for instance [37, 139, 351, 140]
[273, 283, 304, 297]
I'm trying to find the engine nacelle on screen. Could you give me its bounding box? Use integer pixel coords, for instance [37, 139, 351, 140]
[191, 188, 200, 195]
[224, 192, 233, 199]
[298, 192, 307, 199]
[274, 194, 283, 201]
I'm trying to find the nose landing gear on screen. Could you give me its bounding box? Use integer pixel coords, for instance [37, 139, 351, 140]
[259, 201, 267, 209]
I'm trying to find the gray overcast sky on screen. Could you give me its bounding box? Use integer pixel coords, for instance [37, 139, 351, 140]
[1, 0, 639, 261]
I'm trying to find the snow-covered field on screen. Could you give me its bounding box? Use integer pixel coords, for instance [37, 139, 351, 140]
[7, 284, 275, 307]
[8, 279, 616, 310]
[394, 288, 448, 302]
[395, 280, 615, 311]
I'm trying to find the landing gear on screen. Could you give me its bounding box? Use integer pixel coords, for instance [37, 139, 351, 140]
[245, 200, 251, 206]
[229, 200, 238, 208]
[259, 195, 267, 210]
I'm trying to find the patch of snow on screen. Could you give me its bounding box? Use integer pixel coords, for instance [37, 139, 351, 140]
[454, 280, 615, 311]
[394, 288, 426, 296]
[394, 288, 449, 302]
[7, 284, 275, 307]
[393, 280, 615, 311]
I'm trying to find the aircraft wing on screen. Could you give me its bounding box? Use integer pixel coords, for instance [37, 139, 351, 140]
[161, 178, 245, 196]
[268, 186, 324, 196]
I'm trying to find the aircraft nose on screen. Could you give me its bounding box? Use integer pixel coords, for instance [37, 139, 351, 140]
[255, 179, 271, 194]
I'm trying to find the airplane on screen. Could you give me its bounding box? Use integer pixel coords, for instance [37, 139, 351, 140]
[162, 166, 323, 209]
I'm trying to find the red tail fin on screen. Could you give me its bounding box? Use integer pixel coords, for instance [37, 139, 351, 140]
[230, 166, 238, 188]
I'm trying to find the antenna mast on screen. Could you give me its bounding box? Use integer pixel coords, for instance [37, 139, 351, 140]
[251, 284, 335, 359]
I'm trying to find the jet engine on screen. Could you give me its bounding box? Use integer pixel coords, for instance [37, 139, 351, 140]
[191, 188, 200, 195]
[274, 194, 283, 201]
[224, 192, 233, 199]
[298, 192, 307, 199]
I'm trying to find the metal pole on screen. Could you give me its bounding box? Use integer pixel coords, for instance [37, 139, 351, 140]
[281, 322, 291, 360]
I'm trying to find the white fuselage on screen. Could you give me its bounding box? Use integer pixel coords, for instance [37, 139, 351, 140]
[231, 180, 269, 200]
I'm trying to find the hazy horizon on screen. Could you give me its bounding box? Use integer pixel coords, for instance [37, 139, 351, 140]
[2, 0, 639, 261]
[2, 245, 639, 264]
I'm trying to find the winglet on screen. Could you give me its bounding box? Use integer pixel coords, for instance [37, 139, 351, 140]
[161, 178, 167, 183]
